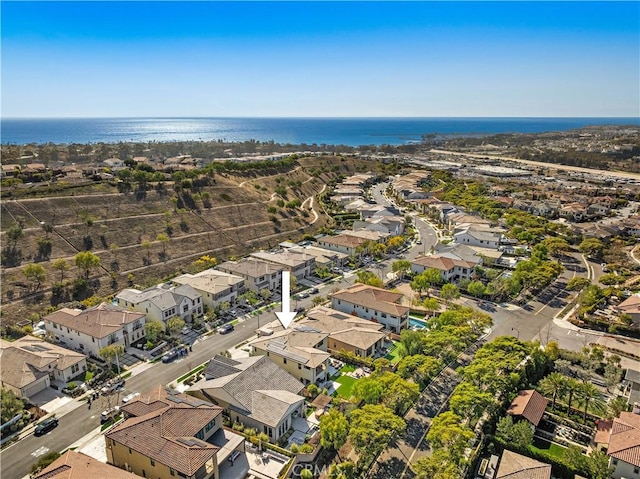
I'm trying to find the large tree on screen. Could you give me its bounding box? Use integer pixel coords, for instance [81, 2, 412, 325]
[440, 283, 461, 304]
[426, 411, 474, 462]
[539, 372, 568, 410]
[23, 264, 46, 293]
[413, 449, 462, 479]
[449, 382, 494, 425]
[145, 320, 164, 343]
[495, 415, 533, 449]
[74, 251, 101, 279]
[577, 382, 603, 420]
[579, 238, 605, 258]
[391, 260, 412, 281]
[349, 404, 405, 464]
[99, 344, 125, 372]
[166, 316, 186, 338]
[319, 409, 349, 453]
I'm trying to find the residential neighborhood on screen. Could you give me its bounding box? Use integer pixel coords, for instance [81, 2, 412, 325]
[2, 140, 640, 479]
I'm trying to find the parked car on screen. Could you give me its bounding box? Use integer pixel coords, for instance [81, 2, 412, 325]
[100, 378, 125, 395]
[34, 417, 58, 436]
[162, 349, 180, 363]
[310, 288, 319, 294]
[122, 392, 140, 404]
[218, 323, 234, 334]
[100, 406, 120, 423]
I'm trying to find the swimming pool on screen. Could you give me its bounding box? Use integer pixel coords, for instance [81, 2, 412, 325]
[409, 317, 428, 329]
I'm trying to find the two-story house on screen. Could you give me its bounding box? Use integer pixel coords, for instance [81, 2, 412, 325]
[43, 303, 146, 359]
[217, 258, 283, 292]
[188, 355, 305, 442]
[331, 284, 409, 333]
[248, 329, 330, 385]
[410, 254, 477, 283]
[116, 283, 203, 324]
[0, 337, 87, 398]
[303, 306, 387, 358]
[599, 410, 640, 479]
[250, 251, 316, 280]
[172, 270, 244, 310]
[316, 234, 370, 257]
[454, 225, 503, 250]
[106, 386, 230, 479]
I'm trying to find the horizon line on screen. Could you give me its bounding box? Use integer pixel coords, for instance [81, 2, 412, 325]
[3, 115, 640, 120]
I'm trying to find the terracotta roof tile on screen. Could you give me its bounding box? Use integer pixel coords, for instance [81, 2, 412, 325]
[507, 390, 548, 427]
[607, 412, 640, 468]
[107, 386, 223, 476]
[44, 303, 145, 339]
[497, 450, 551, 479]
[33, 450, 139, 479]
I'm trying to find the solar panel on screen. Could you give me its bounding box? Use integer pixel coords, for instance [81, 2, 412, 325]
[266, 343, 308, 364]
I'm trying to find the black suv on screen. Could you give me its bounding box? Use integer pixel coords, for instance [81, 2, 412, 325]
[34, 417, 58, 436]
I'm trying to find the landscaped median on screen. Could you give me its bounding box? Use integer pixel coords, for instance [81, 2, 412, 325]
[176, 362, 208, 385]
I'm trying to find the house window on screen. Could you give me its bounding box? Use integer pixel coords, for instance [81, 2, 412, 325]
[142, 470, 146, 478]
[612, 459, 618, 465]
[129, 448, 132, 454]
[150, 458, 155, 466]
[283, 358, 287, 364]
[298, 363, 301, 370]
[170, 468, 175, 476]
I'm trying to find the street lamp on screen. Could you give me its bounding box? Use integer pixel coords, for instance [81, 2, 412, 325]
[511, 327, 520, 339]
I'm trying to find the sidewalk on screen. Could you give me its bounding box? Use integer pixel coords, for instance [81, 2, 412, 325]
[4, 359, 159, 450]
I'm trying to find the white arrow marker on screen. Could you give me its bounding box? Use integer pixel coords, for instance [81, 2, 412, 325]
[275, 271, 297, 328]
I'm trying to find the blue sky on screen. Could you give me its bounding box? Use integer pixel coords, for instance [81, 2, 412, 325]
[2, 1, 638, 118]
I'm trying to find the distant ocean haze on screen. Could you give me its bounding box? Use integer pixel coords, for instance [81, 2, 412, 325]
[1, 117, 639, 146]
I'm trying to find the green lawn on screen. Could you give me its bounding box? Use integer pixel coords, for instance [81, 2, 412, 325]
[385, 343, 402, 364]
[335, 375, 357, 399]
[529, 438, 566, 459]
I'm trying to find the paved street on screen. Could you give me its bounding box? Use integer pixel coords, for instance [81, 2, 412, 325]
[1, 314, 266, 479]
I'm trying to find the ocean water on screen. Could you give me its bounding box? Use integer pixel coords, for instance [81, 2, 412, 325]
[1, 117, 638, 147]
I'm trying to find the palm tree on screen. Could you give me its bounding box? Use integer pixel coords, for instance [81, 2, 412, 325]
[565, 378, 581, 413]
[577, 382, 602, 421]
[539, 372, 568, 410]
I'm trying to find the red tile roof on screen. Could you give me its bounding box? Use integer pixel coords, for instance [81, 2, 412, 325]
[607, 412, 640, 468]
[507, 390, 549, 427]
[107, 386, 223, 476]
[497, 450, 551, 479]
[33, 451, 139, 479]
